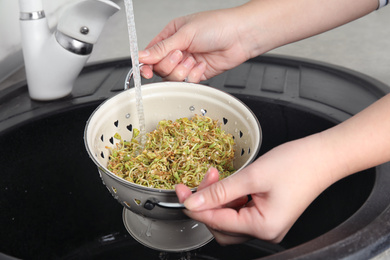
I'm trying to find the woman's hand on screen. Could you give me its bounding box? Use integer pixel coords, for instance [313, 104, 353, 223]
[138, 0, 377, 83]
[175, 133, 341, 245]
[139, 7, 259, 82]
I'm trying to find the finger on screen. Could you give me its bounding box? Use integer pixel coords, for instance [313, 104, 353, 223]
[184, 206, 261, 240]
[180, 168, 248, 209]
[175, 184, 192, 203]
[139, 29, 189, 65]
[175, 167, 218, 203]
[138, 38, 176, 64]
[202, 169, 248, 209]
[197, 167, 220, 190]
[185, 205, 285, 243]
[140, 65, 153, 79]
[186, 62, 207, 83]
[183, 164, 258, 211]
[164, 56, 196, 82]
[153, 50, 183, 78]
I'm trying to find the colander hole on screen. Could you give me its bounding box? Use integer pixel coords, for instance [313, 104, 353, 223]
[241, 149, 245, 156]
[112, 187, 117, 193]
[201, 108, 207, 116]
[114, 120, 119, 127]
[100, 134, 104, 142]
[109, 137, 114, 144]
[123, 201, 131, 209]
[134, 199, 141, 206]
[240, 131, 243, 138]
[223, 118, 228, 125]
[248, 148, 251, 154]
[100, 151, 105, 159]
[127, 124, 133, 132]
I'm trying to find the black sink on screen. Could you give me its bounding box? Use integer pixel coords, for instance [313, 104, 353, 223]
[1, 55, 390, 260]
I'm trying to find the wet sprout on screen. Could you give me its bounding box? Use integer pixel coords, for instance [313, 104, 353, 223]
[106, 115, 236, 189]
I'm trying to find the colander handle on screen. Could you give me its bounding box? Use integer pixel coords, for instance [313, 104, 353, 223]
[157, 201, 185, 209]
[144, 199, 185, 210]
[124, 63, 145, 90]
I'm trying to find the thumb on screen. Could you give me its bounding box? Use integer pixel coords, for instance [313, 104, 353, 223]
[184, 167, 254, 211]
[139, 33, 187, 64]
[175, 167, 219, 203]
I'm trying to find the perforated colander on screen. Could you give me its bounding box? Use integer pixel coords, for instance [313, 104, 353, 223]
[84, 80, 262, 251]
[84, 81, 261, 221]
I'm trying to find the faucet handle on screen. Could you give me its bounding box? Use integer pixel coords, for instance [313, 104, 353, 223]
[57, 0, 120, 44]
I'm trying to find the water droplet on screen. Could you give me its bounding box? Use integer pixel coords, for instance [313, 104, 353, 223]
[126, 113, 131, 118]
[189, 106, 195, 112]
[100, 233, 116, 243]
[191, 223, 199, 229]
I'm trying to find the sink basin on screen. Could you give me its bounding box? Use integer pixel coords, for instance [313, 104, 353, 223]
[1, 55, 390, 259]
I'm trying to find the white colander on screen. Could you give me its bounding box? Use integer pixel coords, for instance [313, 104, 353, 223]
[84, 79, 262, 252]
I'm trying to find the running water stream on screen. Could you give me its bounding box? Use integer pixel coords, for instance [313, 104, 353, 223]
[124, 0, 146, 146]
[123, 3, 200, 259]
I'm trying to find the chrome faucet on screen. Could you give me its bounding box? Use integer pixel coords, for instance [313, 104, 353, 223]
[18, 0, 120, 101]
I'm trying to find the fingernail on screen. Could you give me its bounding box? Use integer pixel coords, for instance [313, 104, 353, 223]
[140, 66, 151, 79]
[139, 50, 150, 58]
[184, 193, 205, 210]
[140, 70, 151, 79]
[204, 167, 213, 180]
[170, 50, 182, 63]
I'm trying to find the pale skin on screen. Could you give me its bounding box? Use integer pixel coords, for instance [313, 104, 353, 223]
[138, 0, 390, 245]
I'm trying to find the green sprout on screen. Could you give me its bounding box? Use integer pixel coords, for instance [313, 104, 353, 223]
[106, 115, 235, 189]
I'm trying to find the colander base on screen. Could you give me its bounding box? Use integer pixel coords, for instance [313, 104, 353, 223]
[122, 208, 213, 252]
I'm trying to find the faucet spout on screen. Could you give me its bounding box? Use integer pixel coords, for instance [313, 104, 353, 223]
[18, 0, 120, 101]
